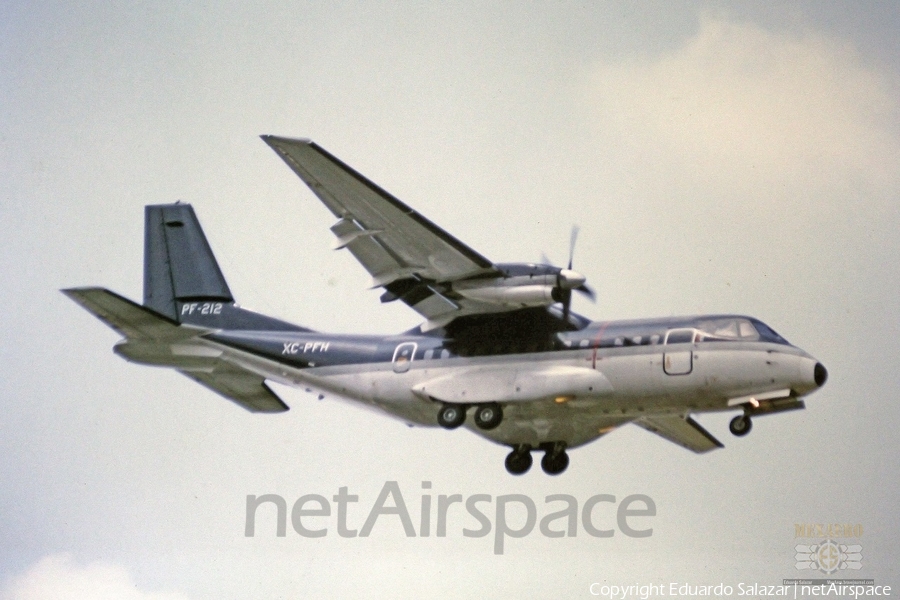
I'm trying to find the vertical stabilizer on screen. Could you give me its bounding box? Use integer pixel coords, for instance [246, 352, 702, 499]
[143, 203, 233, 320]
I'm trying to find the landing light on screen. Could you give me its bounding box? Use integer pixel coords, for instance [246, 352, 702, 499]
[555, 396, 574, 404]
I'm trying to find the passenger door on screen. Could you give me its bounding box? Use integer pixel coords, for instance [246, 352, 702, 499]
[663, 328, 694, 375]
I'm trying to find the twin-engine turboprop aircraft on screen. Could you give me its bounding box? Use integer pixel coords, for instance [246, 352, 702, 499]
[64, 136, 828, 475]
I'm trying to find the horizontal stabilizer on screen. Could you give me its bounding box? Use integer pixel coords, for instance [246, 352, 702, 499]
[62, 287, 196, 340]
[64, 287, 288, 413]
[635, 414, 723, 453]
[180, 364, 288, 413]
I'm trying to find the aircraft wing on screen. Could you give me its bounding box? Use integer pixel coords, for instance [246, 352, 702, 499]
[63, 287, 288, 413]
[263, 135, 502, 326]
[634, 414, 724, 453]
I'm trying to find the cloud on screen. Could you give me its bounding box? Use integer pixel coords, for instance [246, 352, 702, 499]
[586, 15, 900, 194]
[0, 554, 192, 600]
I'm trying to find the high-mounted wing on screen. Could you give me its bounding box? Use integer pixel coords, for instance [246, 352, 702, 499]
[634, 414, 723, 453]
[263, 136, 505, 327]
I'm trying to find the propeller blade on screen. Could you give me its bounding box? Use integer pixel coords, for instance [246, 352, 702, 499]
[576, 283, 596, 302]
[550, 225, 594, 319]
[568, 225, 579, 270]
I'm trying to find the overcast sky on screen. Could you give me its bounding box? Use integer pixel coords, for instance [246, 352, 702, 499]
[2, 2, 899, 598]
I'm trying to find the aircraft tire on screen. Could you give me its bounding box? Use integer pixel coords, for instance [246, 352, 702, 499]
[541, 449, 569, 475]
[474, 403, 503, 430]
[437, 404, 466, 429]
[729, 415, 752, 437]
[505, 447, 532, 475]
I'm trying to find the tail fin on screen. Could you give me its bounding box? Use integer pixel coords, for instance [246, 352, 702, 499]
[142, 203, 308, 331]
[144, 203, 233, 321]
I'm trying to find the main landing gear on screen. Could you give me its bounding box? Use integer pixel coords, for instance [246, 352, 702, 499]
[434, 403, 569, 476]
[729, 414, 753, 437]
[473, 403, 503, 430]
[437, 402, 503, 430]
[437, 404, 466, 429]
[504, 442, 569, 476]
[505, 445, 533, 475]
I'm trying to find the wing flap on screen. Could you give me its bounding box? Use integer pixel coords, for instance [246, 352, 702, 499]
[180, 363, 289, 413]
[330, 217, 413, 284]
[634, 414, 723, 453]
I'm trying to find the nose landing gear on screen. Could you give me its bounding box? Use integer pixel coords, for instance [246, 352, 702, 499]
[729, 414, 752, 437]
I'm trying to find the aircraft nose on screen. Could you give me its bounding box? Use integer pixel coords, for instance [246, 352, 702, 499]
[558, 269, 587, 289]
[814, 362, 828, 387]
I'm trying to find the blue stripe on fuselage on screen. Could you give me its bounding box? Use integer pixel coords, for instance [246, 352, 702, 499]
[203, 314, 791, 369]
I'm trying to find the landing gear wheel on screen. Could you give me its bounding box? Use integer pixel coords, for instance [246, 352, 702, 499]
[729, 415, 752, 437]
[474, 403, 503, 430]
[541, 449, 569, 475]
[437, 404, 466, 429]
[504, 446, 532, 475]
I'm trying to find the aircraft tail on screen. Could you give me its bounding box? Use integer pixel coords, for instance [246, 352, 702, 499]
[143, 203, 233, 321]
[142, 203, 308, 331]
[63, 203, 303, 413]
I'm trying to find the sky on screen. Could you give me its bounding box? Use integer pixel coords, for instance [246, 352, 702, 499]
[2, 2, 899, 598]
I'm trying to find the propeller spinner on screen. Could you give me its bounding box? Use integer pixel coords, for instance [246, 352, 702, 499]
[553, 226, 595, 321]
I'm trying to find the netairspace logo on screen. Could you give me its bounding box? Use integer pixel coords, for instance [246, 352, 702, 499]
[244, 480, 655, 555]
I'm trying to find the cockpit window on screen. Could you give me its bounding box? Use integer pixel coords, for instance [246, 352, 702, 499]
[752, 319, 790, 345]
[695, 318, 759, 342]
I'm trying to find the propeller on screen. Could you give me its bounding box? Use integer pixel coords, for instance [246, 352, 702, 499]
[567, 225, 578, 270]
[551, 225, 596, 322]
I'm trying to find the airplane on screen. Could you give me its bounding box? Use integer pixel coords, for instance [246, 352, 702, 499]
[63, 135, 828, 475]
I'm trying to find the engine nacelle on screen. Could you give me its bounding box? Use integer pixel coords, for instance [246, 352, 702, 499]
[453, 283, 555, 307]
[448, 264, 589, 309]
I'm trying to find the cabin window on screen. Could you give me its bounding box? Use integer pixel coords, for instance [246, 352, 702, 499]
[665, 329, 695, 344]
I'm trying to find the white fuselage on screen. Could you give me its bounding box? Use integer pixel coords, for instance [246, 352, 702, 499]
[205, 332, 822, 450]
